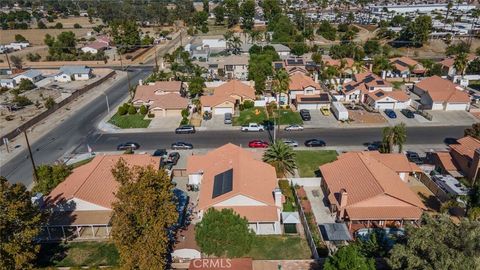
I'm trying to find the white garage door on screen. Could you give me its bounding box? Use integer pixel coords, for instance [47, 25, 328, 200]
[375, 102, 395, 109]
[213, 107, 233, 115]
[445, 103, 468, 111]
[297, 104, 319, 110]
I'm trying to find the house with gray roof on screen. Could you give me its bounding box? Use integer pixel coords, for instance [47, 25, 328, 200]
[13, 69, 43, 84]
[0, 79, 16, 89]
[54, 66, 93, 82]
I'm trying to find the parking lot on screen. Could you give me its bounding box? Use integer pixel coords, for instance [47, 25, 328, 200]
[381, 109, 478, 127]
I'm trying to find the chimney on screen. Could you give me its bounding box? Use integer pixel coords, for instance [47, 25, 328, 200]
[273, 188, 283, 209]
[138, 79, 143, 86]
[339, 189, 348, 218]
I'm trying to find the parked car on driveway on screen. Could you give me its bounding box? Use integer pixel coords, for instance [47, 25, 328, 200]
[175, 125, 196, 134]
[304, 139, 326, 147]
[406, 151, 423, 164]
[166, 152, 180, 165]
[285, 124, 304, 131]
[171, 142, 193, 150]
[224, 113, 232, 124]
[282, 139, 299, 147]
[117, 142, 140, 150]
[384, 109, 397, 119]
[241, 123, 264, 132]
[401, 109, 415, 119]
[248, 140, 269, 148]
[321, 107, 330, 116]
[299, 109, 311, 121]
[152, 148, 167, 157]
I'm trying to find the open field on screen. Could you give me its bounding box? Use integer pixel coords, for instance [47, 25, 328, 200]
[44, 16, 101, 29]
[1, 28, 93, 45]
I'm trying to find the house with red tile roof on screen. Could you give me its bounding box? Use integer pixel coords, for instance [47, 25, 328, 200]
[288, 72, 327, 110]
[187, 143, 283, 234]
[45, 154, 160, 240]
[432, 136, 480, 184]
[133, 81, 189, 117]
[440, 54, 478, 77]
[413, 76, 470, 111]
[320, 151, 426, 231]
[389, 56, 426, 78]
[201, 80, 255, 115]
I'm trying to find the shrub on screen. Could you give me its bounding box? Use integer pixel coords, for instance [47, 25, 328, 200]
[44, 96, 56, 109]
[243, 100, 254, 109]
[18, 79, 35, 91]
[125, 55, 133, 60]
[73, 23, 82, 28]
[181, 108, 190, 118]
[26, 53, 41, 62]
[118, 106, 127, 115]
[13, 95, 33, 106]
[37, 21, 47, 29]
[5, 115, 14, 121]
[147, 113, 155, 118]
[239, 104, 244, 111]
[128, 106, 137, 115]
[180, 117, 189, 125]
[15, 34, 27, 42]
[139, 105, 148, 115]
[54, 22, 63, 29]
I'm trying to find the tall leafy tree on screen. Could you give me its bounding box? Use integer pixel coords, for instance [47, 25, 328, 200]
[195, 208, 254, 257]
[32, 164, 72, 194]
[213, 5, 225, 25]
[0, 177, 45, 270]
[388, 214, 480, 270]
[262, 0, 282, 23]
[271, 68, 290, 104]
[111, 20, 140, 54]
[324, 244, 376, 270]
[224, 0, 240, 28]
[111, 159, 178, 269]
[464, 123, 480, 140]
[241, 0, 255, 30]
[399, 15, 432, 47]
[454, 52, 468, 77]
[263, 141, 297, 177]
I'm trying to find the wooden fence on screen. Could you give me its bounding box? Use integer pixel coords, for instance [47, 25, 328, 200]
[417, 172, 449, 202]
[1, 70, 116, 146]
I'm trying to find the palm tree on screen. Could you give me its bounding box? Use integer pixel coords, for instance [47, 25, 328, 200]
[262, 141, 297, 178]
[272, 68, 290, 105]
[454, 52, 468, 78]
[444, 2, 453, 29]
[373, 55, 394, 76]
[249, 30, 262, 43]
[227, 36, 242, 55]
[382, 123, 407, 153]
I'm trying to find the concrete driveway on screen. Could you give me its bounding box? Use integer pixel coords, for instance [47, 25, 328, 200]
[381, 110, 478, 127]
[201, 115, 240, 131]
[303, 110, 339, 129]
[303, 186, 335, 224]
[149, 115, 182, 131]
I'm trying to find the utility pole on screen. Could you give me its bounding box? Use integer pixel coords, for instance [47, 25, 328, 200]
[154, 45, 159, 71]
[24, 130, 38, 183]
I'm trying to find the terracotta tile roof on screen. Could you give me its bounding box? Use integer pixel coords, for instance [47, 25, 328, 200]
[440, 54, 477, 68]
[367, 151, 418, 172]
[213, 80, 255, 100]
[289, 73, 320, 90]
[133, 81, 183, 103]
[450, 136, 480, 160]
[342, 72, 391, 94]
[215, 206, 279, 222]
[434, 151, 459, 172]
[346, 206, 423, 220]
[390, 56, 425, 73]
[200, 94, 236, 107]
[187, 144, 279, 217]
[47, 154, 161, 209]
[150, 93, 189, 110]
[323, 58, 355, 68]
[367, 89, 410, 102]
[320, 152, 425, 220]
[415, 76, 470, 103]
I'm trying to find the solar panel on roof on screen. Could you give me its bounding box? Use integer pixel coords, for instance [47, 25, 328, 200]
[212, 169, 233, 198]
[376, 80, 384, 85]
[274, 63, 283, 69]
[375, 92, 384, 97]
[364, 76, 374, 83]
[300, 95, 330, 102]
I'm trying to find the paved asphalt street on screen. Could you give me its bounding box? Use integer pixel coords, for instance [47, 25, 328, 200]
[88, 126, 468, 152]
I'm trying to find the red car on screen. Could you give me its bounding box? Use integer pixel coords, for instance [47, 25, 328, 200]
[248, 140, 269, 148]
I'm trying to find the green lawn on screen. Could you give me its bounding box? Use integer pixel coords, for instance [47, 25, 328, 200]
[246, 236, 311, 260]
[233, 108, 268, 126]
[36, 242, 119, 268]
[295, 150, 338, 177]
[108, 113, 151, 128]
[274, 109, 303, 125]
[233, 108, 303, 126]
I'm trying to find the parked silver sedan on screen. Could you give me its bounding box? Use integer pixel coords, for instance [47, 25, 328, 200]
[282, 139, 299, 147]
[284, 124, 304, 131]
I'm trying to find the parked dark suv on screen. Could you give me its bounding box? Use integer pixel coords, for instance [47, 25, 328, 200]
[175, 125, 196, 134]
[299, 109, 311, 121]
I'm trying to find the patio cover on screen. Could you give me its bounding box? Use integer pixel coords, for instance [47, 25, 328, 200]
[320, 223, 352, 241]
[281, 212, 300, 224]
[49, 210, 112, 226]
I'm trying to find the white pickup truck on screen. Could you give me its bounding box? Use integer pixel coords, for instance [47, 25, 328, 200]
[241, 123, 264, 132]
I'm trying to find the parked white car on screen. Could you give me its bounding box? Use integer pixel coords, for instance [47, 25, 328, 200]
[241, 123, 264, 132]
[282, 139, 299, 147]
[284, 124, 304, 131]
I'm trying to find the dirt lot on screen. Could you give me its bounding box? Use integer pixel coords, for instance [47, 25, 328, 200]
[44, 16, 101, 29]
[348, 109, 387, 124]
[1, 28, 93, 45]
[0, 68, 113, 137]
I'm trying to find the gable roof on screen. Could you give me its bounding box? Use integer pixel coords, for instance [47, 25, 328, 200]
[187, 143, 277, 211]
[342, 72, 391, 94]
[390, 56, 424, 73]
[213, 79, 255, 99]
[133, 81, 183, 102]
[150, 93, 189, 110]
[415, 76, 470, 103]
[439, 54, 477, 68]
[47, 154, 160, 209]
[289, 72, 320, 90]
[15, 69, 42, 78]
[59, 65, 91, 75]
[200, 94, 236, 107]
[450, 136, 480, 160]
[367, 89, 410, 102]
[320, 152, 425, 219]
